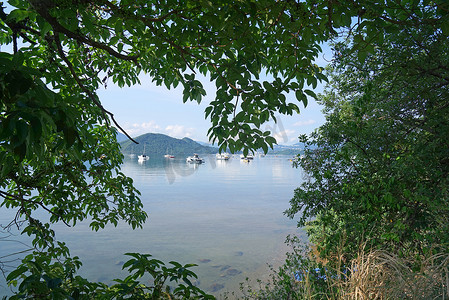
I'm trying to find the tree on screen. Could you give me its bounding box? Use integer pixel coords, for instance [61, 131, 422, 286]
[286, 7, 449, 260]
[0, 0, 448, 297]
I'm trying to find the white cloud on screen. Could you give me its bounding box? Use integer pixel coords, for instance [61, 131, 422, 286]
[273, 129, 295, 144]
[123, 121, 161, 137]
[293, 119, 316, 127]
[165, 125, 195, 139]
[121, 121, 197, 139]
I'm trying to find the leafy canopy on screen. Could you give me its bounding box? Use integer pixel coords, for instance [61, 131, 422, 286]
[287, 4, 449, 259]
[1, 0, 448, 298]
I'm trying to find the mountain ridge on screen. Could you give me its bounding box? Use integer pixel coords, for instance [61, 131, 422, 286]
[120, 133, 217, 155]
[118, 132, 308, 155]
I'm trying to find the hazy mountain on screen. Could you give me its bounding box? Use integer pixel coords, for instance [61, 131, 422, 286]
[118, 132, 308, 156]
[120, 133, 217, 155]
[195, 140, 218, 148]
[260, 143, 308, 155]
[115, 131, 128, 143]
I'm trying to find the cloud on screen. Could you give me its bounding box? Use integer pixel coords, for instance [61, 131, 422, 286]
[293, 119, 316, 127]
[121, 120, 198, 140]
[123, 121, 161, 137]
[273, 129, 295, 144]
[165, 125, 195, 139]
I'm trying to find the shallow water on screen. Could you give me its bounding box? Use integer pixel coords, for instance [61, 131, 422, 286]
[0, 154, 306, 297]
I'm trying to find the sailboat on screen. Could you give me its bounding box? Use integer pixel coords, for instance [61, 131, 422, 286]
[240, 153, 254, 160]
[138, 144, 149, 161]
[216, 152, 230, 160]
[164, 148, 175, 158]
[186, 153, 204, 163]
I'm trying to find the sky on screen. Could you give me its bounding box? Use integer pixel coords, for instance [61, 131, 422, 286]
[98, 48, 332, 145]
[2, 40, 330, 145]
[1, 1, 332, 145]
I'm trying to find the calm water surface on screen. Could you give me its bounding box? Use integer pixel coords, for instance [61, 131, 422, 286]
[1, 154, 305, 297]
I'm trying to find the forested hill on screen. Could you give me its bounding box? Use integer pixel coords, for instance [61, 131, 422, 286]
[119, 133, 217, 155]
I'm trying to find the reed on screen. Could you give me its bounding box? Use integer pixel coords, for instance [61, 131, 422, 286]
[337, 248, 449, 299]
[232, 238, 449, 300]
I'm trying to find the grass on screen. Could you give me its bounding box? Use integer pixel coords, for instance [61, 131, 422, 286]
[339, 248, 449, 299]
[227, 236, 449, 300]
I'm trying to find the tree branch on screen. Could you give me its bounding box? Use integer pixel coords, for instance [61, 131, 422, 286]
[53, 34, 139, 144]
[29, 0, 139, 63]
[344, 137, 374, 169]
[100, 0, 183, 23]
[0, 190, 71, 227]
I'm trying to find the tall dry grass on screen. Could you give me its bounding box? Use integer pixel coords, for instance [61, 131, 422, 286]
[335, 249, 449, 299]
[232, 238, 449, 300]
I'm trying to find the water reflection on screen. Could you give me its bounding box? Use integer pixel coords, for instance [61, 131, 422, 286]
[164, 159, 202, 184]
[0, 155, 305, 297]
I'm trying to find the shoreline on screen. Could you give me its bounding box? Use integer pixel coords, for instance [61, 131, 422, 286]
[216, 230, 307, 299]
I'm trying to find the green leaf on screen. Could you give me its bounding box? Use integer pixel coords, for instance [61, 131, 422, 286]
[204, 106, 213, 118]
[6, 266, 28, 281]
[7, 9, 31, 22]
[357, 50, 368, 63]
[442, 21, 449, 36]
[109, 35, 120, 46]
[261, 142, 268, 154]
[304, 89, 317, 100]
[15, 120, 29, 145]
[266, 136, 276, 146]
[295, 90, 304, 102]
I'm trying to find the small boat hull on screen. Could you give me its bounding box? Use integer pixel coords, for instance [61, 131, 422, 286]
[186, 153, 204, 163]
[138, 155, 149, 161]
[216, 153, 230, 160]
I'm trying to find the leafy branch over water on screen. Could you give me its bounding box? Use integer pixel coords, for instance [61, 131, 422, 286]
[1, 0, 448, 298]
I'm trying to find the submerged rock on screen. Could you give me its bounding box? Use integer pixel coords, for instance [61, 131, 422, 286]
[209, 283, 225, 292]
[198, 259, 211, 263]
[226, 268, 242, 276]
[220, 265, 231, 271]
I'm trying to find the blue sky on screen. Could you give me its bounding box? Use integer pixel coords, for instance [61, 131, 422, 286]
[99, 48, 332, 145]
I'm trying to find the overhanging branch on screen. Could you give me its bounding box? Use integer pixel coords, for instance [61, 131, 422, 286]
[54, 34, 139, 144]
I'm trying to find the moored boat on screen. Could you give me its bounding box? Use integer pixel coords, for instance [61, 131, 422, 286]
[186, 153, 204, 163]
[240, 154, 254, 160]
[242, 157, 251, 163]
[216, 153, 230, 160]
[138, 154, 149, 161]
[138, 144, 149, 161]
[164, 148, 175, 158]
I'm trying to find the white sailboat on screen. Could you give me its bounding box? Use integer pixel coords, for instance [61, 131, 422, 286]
[186, 153, 204, 163]
[240, 153, 254, 160]
[216, 152, 230, 160]
[138, 144, 149, 161]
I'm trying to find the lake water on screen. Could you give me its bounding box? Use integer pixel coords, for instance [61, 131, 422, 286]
[0, 154, 306, 298]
